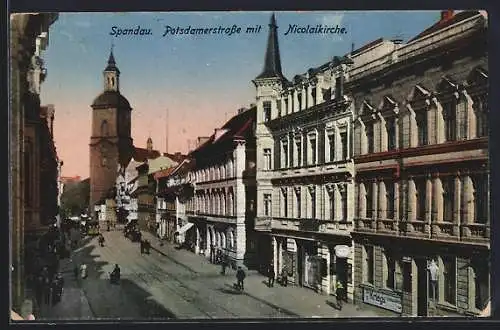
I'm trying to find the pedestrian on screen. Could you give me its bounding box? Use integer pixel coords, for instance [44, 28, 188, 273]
[236, 266, 246, 291]
[210, 245, 215, 263]
[80, 263, 87, 279]
[336, 279, 344, 310]
[267, 265, 275, 287]
[140, 240, 144, 254]
[280, 267, 288, 287]
[220, 254, 228, 275]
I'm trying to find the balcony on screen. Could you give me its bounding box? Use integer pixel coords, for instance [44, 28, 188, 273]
[354, 217, 489, 246]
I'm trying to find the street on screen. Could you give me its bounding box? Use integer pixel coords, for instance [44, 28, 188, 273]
[39, 230, 384, 320]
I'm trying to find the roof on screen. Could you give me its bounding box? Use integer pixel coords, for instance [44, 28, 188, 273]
[408, 11, 480, 43]
[153, 166, 177, 180]
[133, 147, 161, 162]
[163, 152, 187, 163]
[105, 48, 120, 73]
[91, 91, 131, 108]
[147, 155, 178, 174]
[189, 106, 256, 156]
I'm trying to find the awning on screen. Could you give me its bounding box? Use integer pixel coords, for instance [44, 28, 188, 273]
[175, 222, 194, 235]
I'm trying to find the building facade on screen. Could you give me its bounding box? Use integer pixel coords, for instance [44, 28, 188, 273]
[10, 12, 59, 315]
[185, 107, 257, 269]
[350, 11, 489, 316]
[254, 14, 359, 297]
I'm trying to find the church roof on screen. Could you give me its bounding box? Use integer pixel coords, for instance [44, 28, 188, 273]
[91, 91, 131, 109]
[255, 13, 287, 81]
[105, 48, 120, 73]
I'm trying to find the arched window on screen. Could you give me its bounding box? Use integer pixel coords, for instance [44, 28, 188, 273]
[101, 120, 109, 136]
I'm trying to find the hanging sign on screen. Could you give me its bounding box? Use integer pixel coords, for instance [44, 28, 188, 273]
[286, 238, 297, 252]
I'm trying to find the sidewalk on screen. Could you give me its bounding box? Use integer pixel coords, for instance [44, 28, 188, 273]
[37, 238, 95, 320]
[140, 231, 385, 318]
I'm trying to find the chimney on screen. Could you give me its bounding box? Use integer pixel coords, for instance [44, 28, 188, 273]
[440, 10, 454, 22]
[238, 107, 246, 114]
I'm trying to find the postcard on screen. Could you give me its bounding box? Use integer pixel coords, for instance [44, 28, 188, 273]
[9, 10, 490, 320]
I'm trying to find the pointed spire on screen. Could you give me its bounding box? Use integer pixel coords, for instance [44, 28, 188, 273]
[105, 43, 120, 74]
[256, 12, 284, 80]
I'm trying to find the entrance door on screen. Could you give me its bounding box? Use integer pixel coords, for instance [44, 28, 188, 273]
[416, 259, 428, 316]
[336, 257, 348, 294]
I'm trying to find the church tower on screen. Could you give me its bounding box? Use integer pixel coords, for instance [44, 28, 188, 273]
[89, 47, 134, 213]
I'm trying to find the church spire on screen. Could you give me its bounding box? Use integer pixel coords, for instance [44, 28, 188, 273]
[103, 44, 120, 92]
[256, 13, 284, 80]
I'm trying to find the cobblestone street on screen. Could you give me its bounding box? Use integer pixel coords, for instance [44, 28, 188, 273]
[38, 230, 385, 320]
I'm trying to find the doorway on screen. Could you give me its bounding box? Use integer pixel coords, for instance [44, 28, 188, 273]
[416, 258, 428, 316]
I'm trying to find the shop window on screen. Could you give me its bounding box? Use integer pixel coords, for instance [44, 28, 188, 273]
[364, 245, 374, 285]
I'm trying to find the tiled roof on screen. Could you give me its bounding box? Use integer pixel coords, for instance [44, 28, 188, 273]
[153, 166, 177, 180]
[133, 147, 161, 162]
[407, 11, 480, 43]
[163, 152, 187, 163]
[189, 106, 256, 156]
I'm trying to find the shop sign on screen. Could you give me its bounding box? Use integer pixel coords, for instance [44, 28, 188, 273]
[334, 245, 350, 258]
[286, 238, 297, 252]
[363, 287, 402, 313]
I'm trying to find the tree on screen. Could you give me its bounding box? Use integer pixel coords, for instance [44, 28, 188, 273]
[60, 178, 90, 217]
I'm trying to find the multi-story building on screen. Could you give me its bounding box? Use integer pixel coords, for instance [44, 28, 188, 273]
[10, 12, 59, 316]
[253, 13, 360, 297]
[350, 11, 489, 316]
[185, 107, 257, 269]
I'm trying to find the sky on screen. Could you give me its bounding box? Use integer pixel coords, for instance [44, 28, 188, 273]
[38, 11, 441, 178]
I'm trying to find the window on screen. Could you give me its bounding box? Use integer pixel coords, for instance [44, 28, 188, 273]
[101, 120, 109, 136]
[281, 141, 289, 168]
[264, 194, 272, 216]
[295, 139, 302, 167]
[309, 136, 317, 165]
[364, 245, 374, 285]
[340, 187, 347, 221]
[335, 76, 343, 99]
[340, 132, 348, 160]
[311, 87, 317, 106]
[327, 132, 335, 162]
[401, 114, 411, 148]
[456, 98, 468, 140]
[428, 107, 438, 144]
[416, 179, 426, 220]
[282, 189, 288, 217]
[475, 96, 488, 138]
[473, 174, 488, 224]
[277, 100, 282, 117]
[263, 148, 272, 170]
[284, 98, 289, 115]
[329, 189, 335, 220]
[365, 182, 373, 218]
[386, 254, 395, 289]
[354, 125, 362, 156]
[443, 101, 456, 142]
[442, 177, 455, 222]
[442, 256, 457, 305]
[416, 111, 428, 146]
[387, 118, 396, 150]
[310, 187, 316, 219]
[297, 92, 302, 110]
[366, 125, 374, 153]
[295, 188, 302, 218]
[263, 101, 271, 122]
[471, 258, 490, 310]
[384, 182, 394, 219]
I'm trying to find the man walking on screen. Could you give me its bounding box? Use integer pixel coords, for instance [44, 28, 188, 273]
[220, 254, 228, 275]
[267, 265, 275, 287]
[236, 266, 246, 291]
